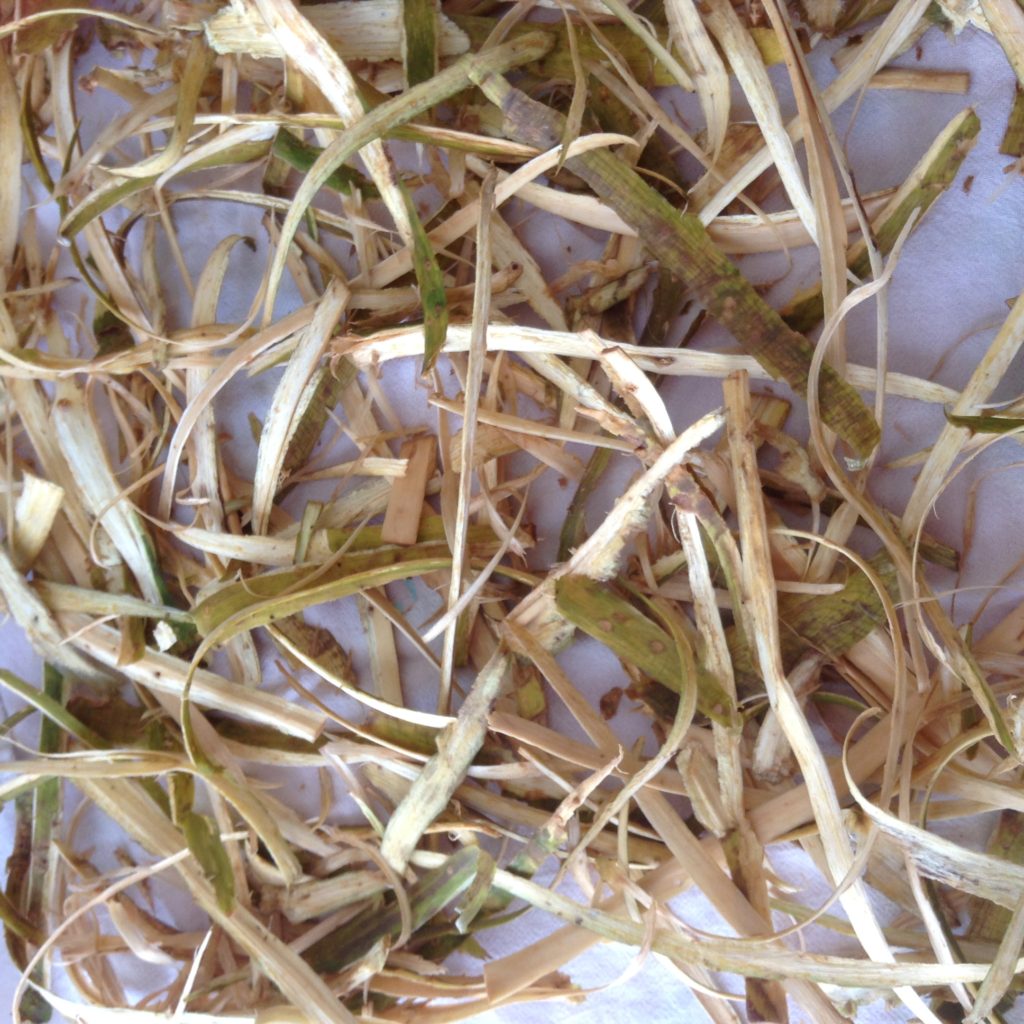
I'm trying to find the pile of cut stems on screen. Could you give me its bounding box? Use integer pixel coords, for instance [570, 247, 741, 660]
[1, 1, 1024, 1022]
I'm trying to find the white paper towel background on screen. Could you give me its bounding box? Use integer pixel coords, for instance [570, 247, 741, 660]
[3, 12, 1024, 1024]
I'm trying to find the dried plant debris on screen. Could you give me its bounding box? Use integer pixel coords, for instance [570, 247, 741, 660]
[3, 0, 1024, 1022]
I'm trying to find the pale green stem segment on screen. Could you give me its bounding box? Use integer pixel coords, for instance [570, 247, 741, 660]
[468, 69, 881, 459]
